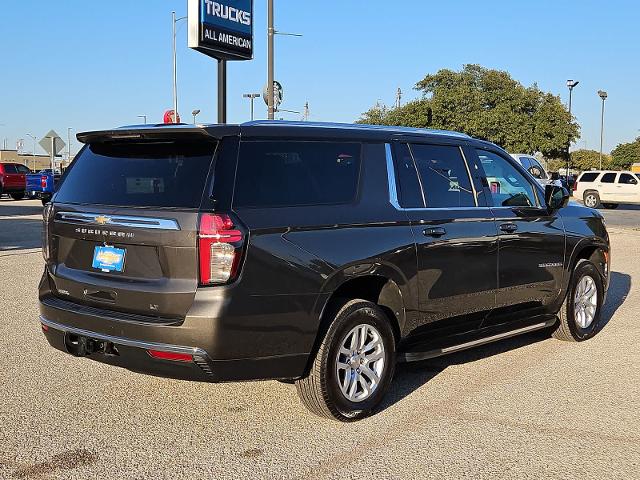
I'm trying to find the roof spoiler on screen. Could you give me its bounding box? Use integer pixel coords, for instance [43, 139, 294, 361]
[76, 124, 239, 144]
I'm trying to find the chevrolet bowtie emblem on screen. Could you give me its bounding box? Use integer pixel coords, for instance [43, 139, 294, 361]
[94, 215, 111, 225]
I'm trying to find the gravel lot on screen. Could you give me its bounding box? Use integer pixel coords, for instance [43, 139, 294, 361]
[1, 199, 638, 479]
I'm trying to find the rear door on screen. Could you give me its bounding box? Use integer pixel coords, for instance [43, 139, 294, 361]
[473, 148, 565, 325]
[46, 139, 218, 319]
[392, 141, 498, 335]
[596, 172, 618, 202]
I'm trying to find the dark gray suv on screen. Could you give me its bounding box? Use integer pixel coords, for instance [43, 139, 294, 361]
[39, 121, 610, 421]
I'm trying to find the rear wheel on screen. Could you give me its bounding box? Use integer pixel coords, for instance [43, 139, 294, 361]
[296, 299, 396, 421]
[10, 192, 25, 201]
[553, 260, 604, 342]
[583, 191, 601, 209]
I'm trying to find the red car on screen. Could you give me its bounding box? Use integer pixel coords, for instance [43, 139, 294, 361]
[0, 162, 30, 200]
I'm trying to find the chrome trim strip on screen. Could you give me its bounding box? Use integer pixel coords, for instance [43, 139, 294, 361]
[399, 319, 556, 363]
[55, 212, 180, 231]
[40, 316, 207, 357]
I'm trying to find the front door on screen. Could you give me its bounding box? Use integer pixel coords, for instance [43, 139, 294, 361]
[472, 148, 565, 326]
[613, 172, 640, 203]
[389, 141, 498, 336]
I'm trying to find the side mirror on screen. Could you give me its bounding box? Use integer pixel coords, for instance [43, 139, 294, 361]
[545, 184, 569, 211]
[528, 166, 543, 179]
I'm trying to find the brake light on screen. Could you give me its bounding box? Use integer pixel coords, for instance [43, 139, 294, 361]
[147, 350, 193, 362]
[198, 213, 244, 285]
[41, 176, 48, 188]
[573, 181, 578, 192]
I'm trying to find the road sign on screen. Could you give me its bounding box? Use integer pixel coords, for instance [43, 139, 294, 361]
[39, 130, 65, 156]
[188, 0, 254, 61]
[263, 81, 283, 109]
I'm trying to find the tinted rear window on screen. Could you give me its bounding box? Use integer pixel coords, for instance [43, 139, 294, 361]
[579, 172, 599, 182]
[3, 164, 17, 173]
[234, 141, 361, 208]
[54, 142, 216, 208]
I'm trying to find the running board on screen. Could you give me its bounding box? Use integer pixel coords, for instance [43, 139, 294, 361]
[398, 319, 557, 363]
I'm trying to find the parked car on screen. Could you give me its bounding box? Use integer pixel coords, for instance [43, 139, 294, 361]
[27, 169, 62, 205]
[574, 170, 640, 208]
[39, 122, 610, 421]
[0, 162, 30, 200]
[509, 153, 559, 187]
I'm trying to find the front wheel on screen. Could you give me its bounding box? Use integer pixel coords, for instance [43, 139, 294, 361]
[583, 191, 601, 209]
[553, 260, 604, 342]
[296, 299, 396, 421]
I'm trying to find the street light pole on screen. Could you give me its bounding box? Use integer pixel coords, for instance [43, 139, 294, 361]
[192, 109, 201, 124]
[172, 11, 187, 123]
[137, 114, 147, 124]
[67, 127, 72, 165]
[26, 133, 36, 171]
[267, 0, 275, 120]
[243, 93, 260, 121]
[598, 90, 608, 170]
[566, 79, 579, 177]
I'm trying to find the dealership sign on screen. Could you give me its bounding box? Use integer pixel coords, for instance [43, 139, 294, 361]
[188, 0, 253, 60]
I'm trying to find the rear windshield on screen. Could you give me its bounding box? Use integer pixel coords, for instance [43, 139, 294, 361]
[55, 141, 216, 208]
[234, 140, 361, 208]
[579, 172, 599, 182]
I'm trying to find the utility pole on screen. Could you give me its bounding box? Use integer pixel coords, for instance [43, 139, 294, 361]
[27, 133, 36, 170]
[303, 102, 309, 121]
[395, 87, 402, 108]
[267, 0, 275, 120]
[598, 90, 608, 170]
[67, 127, 72, 164]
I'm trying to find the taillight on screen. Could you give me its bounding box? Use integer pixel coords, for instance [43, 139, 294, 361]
[198, 213, 244, 286]
[42, 203, 54, 261]
[41, 175, 48, 188]
[572, 181, 578, 192]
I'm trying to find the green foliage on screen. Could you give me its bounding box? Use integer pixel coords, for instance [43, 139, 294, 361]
[357, 64, 580, 159]
[570, 149, 612, 170]
[610, 137, 640, 170]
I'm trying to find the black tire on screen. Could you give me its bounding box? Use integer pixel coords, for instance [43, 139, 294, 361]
[583, 191, 601, 209]
[553, 260, 604, 342]
[602, 203, 618, 209]
[295, 299, 396, 421]
[10, 192, 25, 201]
[41, 198, 49, 206]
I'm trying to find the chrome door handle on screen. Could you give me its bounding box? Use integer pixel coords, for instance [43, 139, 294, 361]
[423, 227, 446, 237]
[499, 223, 518, 233]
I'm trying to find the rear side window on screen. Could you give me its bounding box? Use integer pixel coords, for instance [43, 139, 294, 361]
[234, 141, 361, 208]
[410, 144, 475, 208]
[601, 173, 616, 183]
[54, 142, 216, 208]
[619, 173, 638, 185]
[579, 172, 599, 182]
[15, 164, 30, 173]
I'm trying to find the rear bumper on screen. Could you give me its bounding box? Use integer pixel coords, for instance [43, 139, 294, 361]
[40, 315, 309, 383]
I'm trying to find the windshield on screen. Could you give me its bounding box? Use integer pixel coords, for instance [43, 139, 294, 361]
[55, 141, 216, 208]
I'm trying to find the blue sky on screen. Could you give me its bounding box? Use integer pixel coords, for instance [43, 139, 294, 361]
[1, 0, 638, 156]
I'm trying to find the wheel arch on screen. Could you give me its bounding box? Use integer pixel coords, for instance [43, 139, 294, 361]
[563, 238, 610, 300]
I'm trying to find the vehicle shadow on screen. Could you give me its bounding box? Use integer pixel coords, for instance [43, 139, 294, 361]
[378, 270, 631, 414]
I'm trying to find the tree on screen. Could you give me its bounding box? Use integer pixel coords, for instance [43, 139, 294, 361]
[610, 137, 640, 170]
[570, 149, 612, 170]
[357, 64, 580, 158]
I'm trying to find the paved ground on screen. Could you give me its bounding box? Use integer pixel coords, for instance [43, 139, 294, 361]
[0, 199, 638, 479]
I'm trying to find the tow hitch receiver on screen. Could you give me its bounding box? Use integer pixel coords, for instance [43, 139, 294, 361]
[64, 333, 119, 357]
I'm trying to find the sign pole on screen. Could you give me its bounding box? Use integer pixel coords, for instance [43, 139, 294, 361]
[218, 59, 227, 124]
[49, 137, 55, 172]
